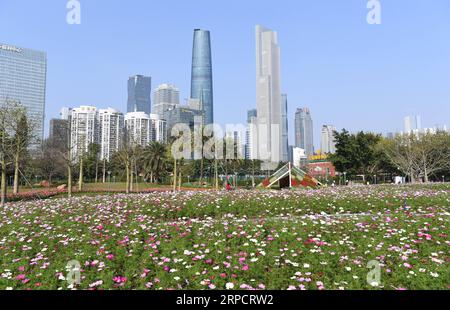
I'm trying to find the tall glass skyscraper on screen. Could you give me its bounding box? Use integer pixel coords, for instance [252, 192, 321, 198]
[127, 75, 152, 115]
[0, 43, 47, 143]
[191, 29, 214, 125]
[295, 107, 314, 157]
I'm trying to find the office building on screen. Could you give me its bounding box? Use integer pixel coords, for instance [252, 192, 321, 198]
[281, 94, 289, 162]
[191, 29, 214, 125]
[127, 75, 152, 114]
[252, 25, 283, 168]
[0, 43, 47, 144]
[295, 107, 314, 157]
[152, 83, 180, 118]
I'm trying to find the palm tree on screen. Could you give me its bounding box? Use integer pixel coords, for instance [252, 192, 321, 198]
[143, 142, 168, 183]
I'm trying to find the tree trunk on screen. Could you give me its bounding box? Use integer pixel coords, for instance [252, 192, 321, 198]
[173, 159, 177, 191]
[1, 159, 6, 206]
[102, 159, 106, 183]
[13, 152, 19, 194]
[214, 159, 219, 190]
[200, 158, 204, 185]
[78, 157, 83, 192]
[130, 162, 134, 192]
[126, 163, 130, 194]
[95, 158, 99, 183]
[67, 164, 72, 198]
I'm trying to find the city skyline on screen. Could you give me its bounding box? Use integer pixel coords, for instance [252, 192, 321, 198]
[1, 1, 449, 150]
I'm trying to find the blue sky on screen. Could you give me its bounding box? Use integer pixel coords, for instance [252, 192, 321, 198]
[1, 0, 449, 148]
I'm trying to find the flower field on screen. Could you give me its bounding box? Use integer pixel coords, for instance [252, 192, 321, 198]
[0, 184, 449, 290]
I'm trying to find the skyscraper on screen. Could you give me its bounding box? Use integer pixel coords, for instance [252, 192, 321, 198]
[252, 25, 283, 168]
[404, 115, 422, 134]
[295, 108, 314, 157]
[191, 29, 214, 125]
[281, 94, 289, 162]
[153, 83, 180, 118]
[127, 75, 152, 114]
[321, 125, 337, 154]
[0, 43, 47, 143]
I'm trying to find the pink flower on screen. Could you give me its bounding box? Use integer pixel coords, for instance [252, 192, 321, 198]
[106, 254, 114, 260]
[15, 274, 26, 280]
[18, 266, 25, 272]
[403, 263, 413, 269]
[242, 265, 249, 271]
[113, 276, 127, 284]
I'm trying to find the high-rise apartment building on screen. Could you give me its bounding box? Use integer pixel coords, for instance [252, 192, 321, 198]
[70, 106, 99, 160]
[191, 29, 214, 125]
[98, 108, 124, 161]
[0, 43, 47, 144]
[295, 107, 314, 157]
[127, 75, 152, 114]
[124, 112, 166, 147]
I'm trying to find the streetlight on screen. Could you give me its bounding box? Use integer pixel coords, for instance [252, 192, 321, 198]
[343, 172, 347, 186]
[443, 175, 445, 183]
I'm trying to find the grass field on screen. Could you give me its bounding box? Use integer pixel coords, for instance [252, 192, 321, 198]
[0, 184, 448, 290]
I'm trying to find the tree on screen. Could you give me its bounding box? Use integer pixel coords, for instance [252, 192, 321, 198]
[382, 132, 450, 183]
[143, 142, 168, 184]
[38, 137, 66, 184]
[115, 128, 136, 193]
[329, 129, 382, 180]
[11, 108, 33, 194]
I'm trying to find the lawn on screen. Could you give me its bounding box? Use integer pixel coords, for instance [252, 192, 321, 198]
[0, 184, 448, 290]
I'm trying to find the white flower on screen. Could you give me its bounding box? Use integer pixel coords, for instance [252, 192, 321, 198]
[226, 282, 234, 290]
[430, 272, 439, 278]
[303, 263, 310, 268]
[6, 287, 13, 290]
[345, 267, 351, 271]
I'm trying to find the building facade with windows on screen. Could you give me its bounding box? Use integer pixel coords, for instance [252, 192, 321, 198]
[127, 75, 152, 114]
[98, 108, 124, 161]
[191, 29, 214, 125]
[0, 43, 47, 143]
